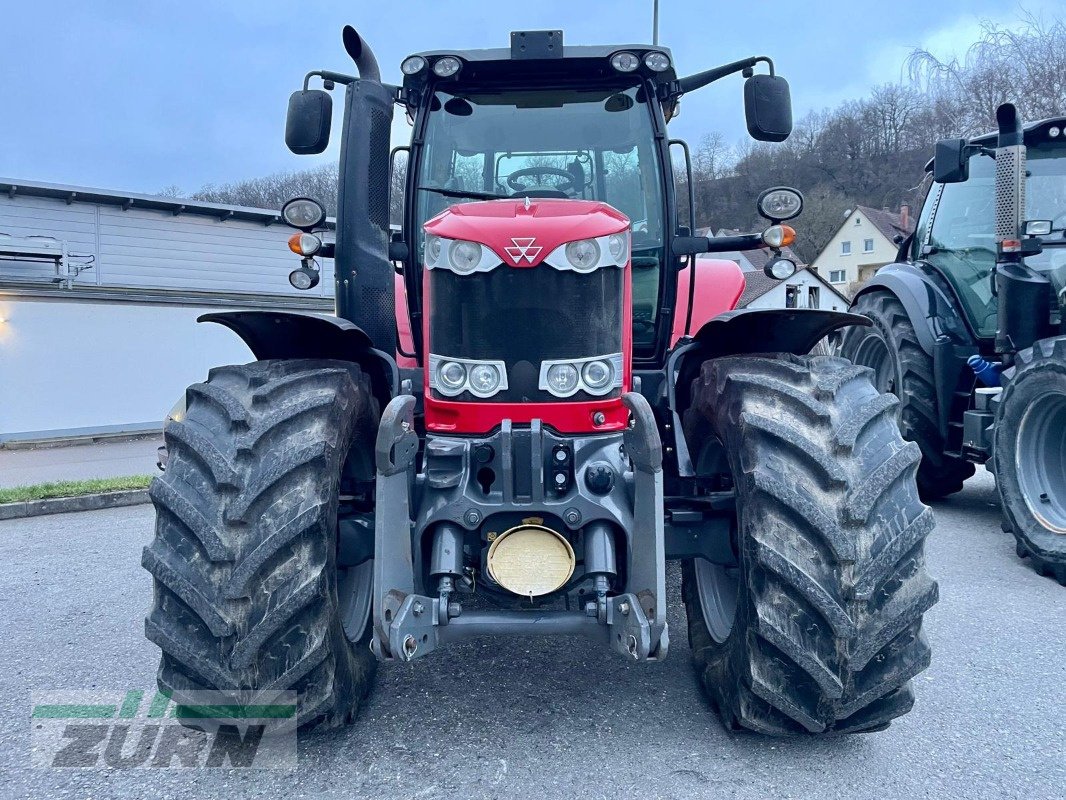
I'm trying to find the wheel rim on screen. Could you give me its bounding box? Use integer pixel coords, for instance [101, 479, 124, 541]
[338, 560, 375, 642]
[693, 559, 738, 643]
[1015, 391, 1066, 534]
[851, 332, 897, 394]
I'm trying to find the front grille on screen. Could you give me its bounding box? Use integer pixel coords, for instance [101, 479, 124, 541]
[428, 263, 624, 402]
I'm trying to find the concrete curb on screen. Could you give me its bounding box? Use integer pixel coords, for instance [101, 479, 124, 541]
[0, 489, 150, 521]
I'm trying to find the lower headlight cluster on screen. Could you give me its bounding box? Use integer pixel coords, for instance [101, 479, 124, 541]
[539, 353, 623, 398]
[429, 355, 509, 398]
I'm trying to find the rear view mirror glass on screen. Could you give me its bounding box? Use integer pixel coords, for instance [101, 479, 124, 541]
[744, 74, 792, 143]
[933, 138, 969, 184]
[285, 89, 333, 155]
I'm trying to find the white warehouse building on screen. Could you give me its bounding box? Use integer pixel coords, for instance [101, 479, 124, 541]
[0, 179, 334, 443]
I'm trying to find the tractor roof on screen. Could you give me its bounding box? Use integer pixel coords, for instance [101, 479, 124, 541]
[968, 115, 1066, 148]
[402, 34, 677, 94]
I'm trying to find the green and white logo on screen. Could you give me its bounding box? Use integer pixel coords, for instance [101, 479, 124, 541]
[30, 689, 297, 769]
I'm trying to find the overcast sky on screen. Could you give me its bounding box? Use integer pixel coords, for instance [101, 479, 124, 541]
[1, 1, 1055, 196]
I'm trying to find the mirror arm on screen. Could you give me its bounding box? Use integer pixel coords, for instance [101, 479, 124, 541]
[302, 70, 357, 91]
[668, 55, 774, 98]
[674, 234, 765, 256]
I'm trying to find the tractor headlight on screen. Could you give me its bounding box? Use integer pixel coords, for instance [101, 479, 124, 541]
[281, 197, 326, 230]
[644, 52, 671, 72]
[429, 355, 508, 398]
[540, 354, 623, 398]
[564, 239, 601, 272]
[438, 360, 467, 390]
[610, 52, 640, 72]
[425, 234, 442, 265]
[469, 363, 502, 395]
[401, 55, 427, 75]
[432, 56, 462, 77]
[581, 359, 614, 391]
[546, 363, 580, 395]
[544, 232, 628, 272]
[449, 240, 483, 274]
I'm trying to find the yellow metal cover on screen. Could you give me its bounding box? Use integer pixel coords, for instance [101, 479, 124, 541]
[486, 524, 575, 597]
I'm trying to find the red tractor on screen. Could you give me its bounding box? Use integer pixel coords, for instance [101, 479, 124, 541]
[144, 27, 937, 736]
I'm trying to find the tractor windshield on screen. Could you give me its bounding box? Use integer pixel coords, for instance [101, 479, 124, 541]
[918, 141, 1066, 337]
[414, 84, 665, 348]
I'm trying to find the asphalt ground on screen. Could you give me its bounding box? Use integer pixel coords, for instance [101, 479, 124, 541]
[0, 439, 160, 489]
[0, 468, 1063, 799]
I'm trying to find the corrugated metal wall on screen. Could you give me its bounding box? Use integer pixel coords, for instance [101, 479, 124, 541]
[0, 191, 335, 299]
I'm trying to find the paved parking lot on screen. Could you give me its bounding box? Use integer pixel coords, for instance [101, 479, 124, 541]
[1, 468, 1063, 799]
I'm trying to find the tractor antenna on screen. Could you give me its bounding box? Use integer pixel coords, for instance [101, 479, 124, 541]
[652, 0, 660, 45]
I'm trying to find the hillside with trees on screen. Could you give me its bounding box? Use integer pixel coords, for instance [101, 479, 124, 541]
[166, 15, 1065, 263]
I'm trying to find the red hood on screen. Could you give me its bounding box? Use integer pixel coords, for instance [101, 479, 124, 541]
[424, 198, 629, 268]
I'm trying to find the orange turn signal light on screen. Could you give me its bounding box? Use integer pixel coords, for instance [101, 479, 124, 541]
[761, 225, 796, 249]
[288, 232, 322, 257]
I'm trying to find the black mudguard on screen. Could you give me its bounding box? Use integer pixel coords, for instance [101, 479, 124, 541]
[856, 262, 973, 354]
[200, 310, 397, 405]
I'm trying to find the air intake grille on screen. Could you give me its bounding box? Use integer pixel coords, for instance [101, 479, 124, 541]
[994, 144, 1026, 242]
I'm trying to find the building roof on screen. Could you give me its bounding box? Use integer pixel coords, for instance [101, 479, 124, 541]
[731, 263, 851, 308]
[0, 177, 335, 228]
[852, 205, 914, 245]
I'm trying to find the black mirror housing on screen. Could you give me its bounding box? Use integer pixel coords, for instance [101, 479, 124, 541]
[933, 138, 969, 184]
[744, 74, 792, 142]
[286, 89, 333, 155]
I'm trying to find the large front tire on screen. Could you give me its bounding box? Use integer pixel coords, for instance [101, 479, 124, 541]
[143, 359, 378, 731]
[682, 354, 937, 735]
[992, 337, 1066, 585]
[839, 291, 975, 499]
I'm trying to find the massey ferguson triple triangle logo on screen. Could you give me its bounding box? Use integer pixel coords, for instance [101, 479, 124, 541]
[505, 237, 542, 264]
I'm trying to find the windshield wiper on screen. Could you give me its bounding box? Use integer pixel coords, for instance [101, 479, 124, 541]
[418, 185, 509, 201]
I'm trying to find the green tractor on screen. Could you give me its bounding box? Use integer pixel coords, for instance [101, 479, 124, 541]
[839, 103, 1066, 584]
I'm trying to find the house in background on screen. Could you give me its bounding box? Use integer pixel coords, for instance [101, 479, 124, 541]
[695, 228, 850, 312]
[809, 205, 915, 297]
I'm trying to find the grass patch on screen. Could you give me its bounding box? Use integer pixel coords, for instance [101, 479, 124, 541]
[0, 475, 154, 505]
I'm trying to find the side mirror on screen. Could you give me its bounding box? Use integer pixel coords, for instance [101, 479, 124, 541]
[285, 89, 333, 155]
[744, 74, 792, 143]
[933, 138, 969, 184]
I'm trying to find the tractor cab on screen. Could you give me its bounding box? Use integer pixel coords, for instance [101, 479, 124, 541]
[924, 117, 1066, 342]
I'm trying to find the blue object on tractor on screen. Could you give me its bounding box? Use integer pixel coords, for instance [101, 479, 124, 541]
[967, 355, 1003, 387]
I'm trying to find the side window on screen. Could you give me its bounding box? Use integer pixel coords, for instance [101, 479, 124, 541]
[841, 241, 851, 255]
[863, 238, 874, 252]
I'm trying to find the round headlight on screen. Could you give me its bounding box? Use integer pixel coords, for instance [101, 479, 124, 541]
[610, 52, 639, 72]
[449, 240, 482, 273]
[607, 233, 628, 263]
[401, 56, 427, 75]
[433, 56, 462, 77]
[565, 239, 600, 271]
[425, 234, 442, 265]
[469, 364, 501, 395]
[546, 363, 579, 395]
[644, 52, 671, 72]
[438, 361, 467, 390]
[281, 197, 326, 230]
[765, 257, 798, 280]
[288, 266, 320, 290]
[581, 360, 614, 391]
[757, 187, 804, 222]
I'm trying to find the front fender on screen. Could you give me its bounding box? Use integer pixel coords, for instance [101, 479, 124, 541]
[668, 309, 869, 477]
[199, 310, 397, 403]
[855, 262, 974, 353]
